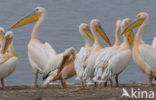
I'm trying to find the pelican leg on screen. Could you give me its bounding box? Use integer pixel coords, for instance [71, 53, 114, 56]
[144, 73, 153, 87]
[104, 82, 107, 87]
[110, 79, 113, 87]
[81, 81, 87, 88]
[94, 82, 97, 88]
[84, 81, 87, 87]
[115, 74, 119, 87]
[34, 71, 38, 88]
[0, 79, 5, 89]
[81, 81, 85, 88]
[61, 79, 67, 89]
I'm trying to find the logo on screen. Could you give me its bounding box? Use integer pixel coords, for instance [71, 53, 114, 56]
[121, 88, 154, 99]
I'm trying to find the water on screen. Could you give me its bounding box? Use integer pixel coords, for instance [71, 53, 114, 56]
[0, 0, 156, 86]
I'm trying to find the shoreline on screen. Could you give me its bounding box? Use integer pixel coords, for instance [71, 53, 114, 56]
[0, 84, 156, 100]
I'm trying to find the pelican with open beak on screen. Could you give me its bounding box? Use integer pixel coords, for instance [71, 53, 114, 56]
[0, 31, 18, 89]
[121, 12, 156, 87]
[9, 7, 77, 89]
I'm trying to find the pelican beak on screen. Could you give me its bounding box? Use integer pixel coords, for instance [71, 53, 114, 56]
[2, 37, 12, 54]
[0, 32, 5, 44]
[95, 25, 111, 45]
[127, 31, 134, 46]
[84, 29, 94, 41]
[120, 18, 145, 35]
[9, 11, 41, 29]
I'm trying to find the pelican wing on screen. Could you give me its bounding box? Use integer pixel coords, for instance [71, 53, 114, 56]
[139, 44, 156, 72]
[43, 69, 58, 85]
[28, 43, 50, 71]
[101, 49, 131, 81]
[28, 53, 42, 72]
[152, 37, 156, 48]
[56, 54, 73, 75]
[74, 48, 88, 80]
[28, 42, 57, 72]
[42, 47, 75, 80]
[42, 53, 64, 80]
[43, 42, 56, 56]
[93, 48, 114, 82]
[83, 51, 99, 81]
[0, 55, 7, 64]
[0, 57, 18, 79]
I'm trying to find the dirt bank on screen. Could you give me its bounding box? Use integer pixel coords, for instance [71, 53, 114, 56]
[0, 84, 156, 100]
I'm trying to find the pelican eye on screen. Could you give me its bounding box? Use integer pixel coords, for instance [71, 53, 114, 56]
[35, 9, 39, 12]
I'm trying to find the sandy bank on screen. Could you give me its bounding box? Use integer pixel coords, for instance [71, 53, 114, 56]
[0, 84, 156, 100]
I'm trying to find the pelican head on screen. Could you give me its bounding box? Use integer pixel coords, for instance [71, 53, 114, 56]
[63, 47, 76, 61]
[64, 47, 76, 57]
[120, 12, 148, 36]
[2, 31, 14, 54]
[0, 27, 5, 35]
[90, 19, 111, 45]
[136, 12, 149, 19]
[121, 18, 134, 46]
[9, 6, 46, 29]
[79, 23, 94, 41]
[121, 18, 131, 30]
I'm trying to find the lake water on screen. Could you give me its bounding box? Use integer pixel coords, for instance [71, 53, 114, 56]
[1, 0, 156, 86]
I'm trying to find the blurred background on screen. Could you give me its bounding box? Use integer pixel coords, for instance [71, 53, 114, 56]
[1, 0, 156, 86]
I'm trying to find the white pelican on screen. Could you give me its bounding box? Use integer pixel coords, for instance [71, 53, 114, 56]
[121, 12, 156, 87]
[42, 47, 76, 89]
[93, 20, 122, 85]
[0, 31, 18, 89]
[9, 7, 76, 88]
[74, 23, 94, 88]
[82, 19, 111, 87]
[93, 19, 133, 87]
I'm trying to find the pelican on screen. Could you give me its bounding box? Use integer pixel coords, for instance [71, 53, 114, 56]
[113, 18, 133, 86]
[9, 7, 76, 88]
[82, 19, 111, 87]
[0, 31, 18, 89]
[93, 19, 133, 87]
[121, 12, 156, 87]
[74, 23, 94, 88]
[93, 20, 122, 85]
[41, 47, 76, 89]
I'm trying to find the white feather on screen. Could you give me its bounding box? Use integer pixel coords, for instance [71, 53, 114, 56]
[28, 41, 57, 73]
[42, 53, 64, 78]
[139, 44, 156, 72]
[101, 49, 131, 81]
[0, 57, 18, 79]
[43, 69, 58, 85]
[152, 37, 156, 48]
[93, 47, 115, 82]
[83, 51, 99, 81]
[42, 47, 76, 83]
[74, 47, 88, 80]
